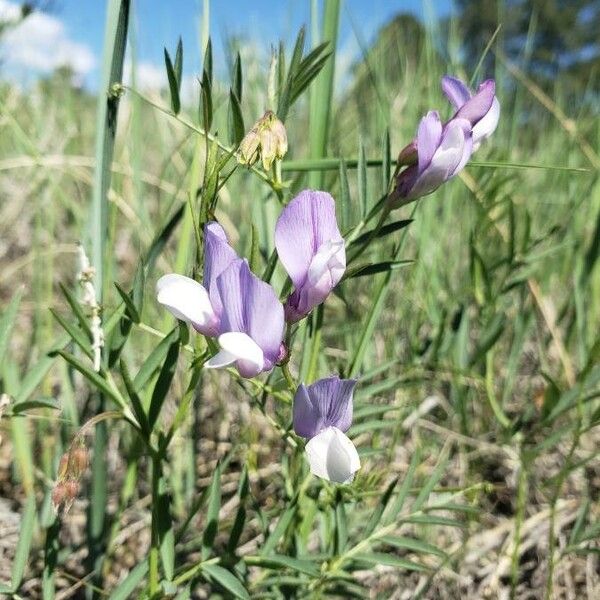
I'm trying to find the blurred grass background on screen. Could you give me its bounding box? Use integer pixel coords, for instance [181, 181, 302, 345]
[1, 0, 600, 598]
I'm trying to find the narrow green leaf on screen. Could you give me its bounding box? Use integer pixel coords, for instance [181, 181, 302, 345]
[108, 560, 148, 600]
[50, 309, 93, 360]
[386, 447, 421, 522]
[119, 359, 150, 435]
[228, 88, 245, 146]
[245, 555, 319, 577]
[11, 397, 59, 414]
[339, 158, 352, 233]
[174, 37, 183, 89]
[358, 139, 367, 218]
[202, 462, 222, 559]
[11, 495, 36, 589]
[353, 552, 429, 572]
[349, 220, 412, 248]
[0, 288, 23, 367]
[363, 478, 398, 538]
[164, 48, 181, 114]
[261, 500, 297, 555]
[59, 282, 92, 339]
[147, 338, 179, 429]
[232, 52, 242, 102]
[133, 327, 179, 392]
[56, 350, 122, 406]
[379, 535, 447, 559]
[114, 282, 140, 323]
[201, 564, 249, 600]
[412, 451, 450, 513]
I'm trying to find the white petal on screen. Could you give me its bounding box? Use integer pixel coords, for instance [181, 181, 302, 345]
[156, 274, 217, 333]
[305, 426, 361, 483]
[204, 350, 238, 369]
[472, 97, 500, 150]
[307, 239, 346, 291]
[204, 331, 264, 376]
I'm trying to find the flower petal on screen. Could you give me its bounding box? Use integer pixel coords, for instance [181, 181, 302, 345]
[408, 118, 472, 199]
[275, 190, 343, 288]
[204, 222, 239, 317]
[441, 75, 471, 109]
[305, 427, 361, 483]
[472, 96, 500, 148]
[416, 111, 443, 174]
[156, 274, 218, 335]
[218, 331, 264, 378]
[454, 79, 495, 126]
[293, 377, 356, 438]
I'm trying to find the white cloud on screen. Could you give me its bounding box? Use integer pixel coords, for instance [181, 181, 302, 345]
[0, 1, 95, 77]
[126, 59, 198, 105]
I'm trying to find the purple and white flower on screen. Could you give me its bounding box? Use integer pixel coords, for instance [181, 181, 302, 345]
[293, 376, 360, 483]
[205, 259, 285, 378]
[391, 77, 498, 204]
[275, 190, 346, 323]
[442, 76, 500, 150]
[157, 222, 284, 378]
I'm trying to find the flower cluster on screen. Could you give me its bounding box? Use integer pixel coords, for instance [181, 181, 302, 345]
[390, 75, 500, 205]
[157, 190, 355, 482]
[156, 76, 500, 485]
[158, 190, 346, 380]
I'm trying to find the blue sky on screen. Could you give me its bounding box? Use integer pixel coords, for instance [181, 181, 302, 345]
[0, 0, 453, 88]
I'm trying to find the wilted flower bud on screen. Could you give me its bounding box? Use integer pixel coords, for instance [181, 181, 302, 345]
[70, 444, 88, 478]
[52, 438, 89, 513]
[238, 111, 288, 171]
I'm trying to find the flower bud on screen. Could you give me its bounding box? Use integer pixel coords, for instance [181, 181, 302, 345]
[58, 453, 70, 479]
[70, 445, 88, 478]
[52, 482, 67, 509]
[237, 111, 288, 171]
[238, 127, 261, 166]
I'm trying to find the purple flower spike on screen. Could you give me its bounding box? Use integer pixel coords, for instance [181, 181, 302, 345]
[442, 76, 500, 150]
[156, 221, 239, 336]
[275, 190, 346, 323]
[293, 376, 356, 439]
[205, 259, 285, 378]
[293, 376, 360, 483]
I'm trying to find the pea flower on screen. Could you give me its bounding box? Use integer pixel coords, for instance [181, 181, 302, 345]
[293, 376, 360, 483]
[275, 190, 346, 323]
[157, 222, 284, 378]
[238, 110, 288, 170]
[205, 259, 285, 378]
[390, 78, 497, 205]
[156, 222, 238, 337]
[442, 76, 500, 151]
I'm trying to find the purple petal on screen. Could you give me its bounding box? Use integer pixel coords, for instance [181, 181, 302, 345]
[454, 80, 495, 126]
[275, 190, 343, 288]
[204, 222, 239, 316]
[417, 111, 443, 175]
[244, 268, 285, 368]
[441, 75, 471, 109]
[408, 118, 472, 199]
[215, 259, 246, 334]
[216, 259, 284, 369]
[293, 376, 356, 438]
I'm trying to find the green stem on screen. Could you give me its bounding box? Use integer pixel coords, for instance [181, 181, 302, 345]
[149, 454, 161, 596]
[510, 444, 528, 599]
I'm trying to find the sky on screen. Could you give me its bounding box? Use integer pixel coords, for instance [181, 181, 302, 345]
[0, 0, 453, 91]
